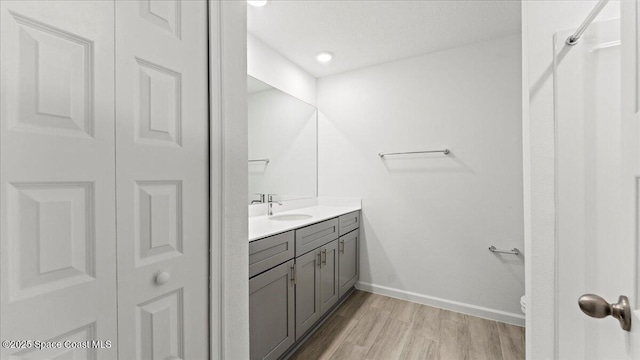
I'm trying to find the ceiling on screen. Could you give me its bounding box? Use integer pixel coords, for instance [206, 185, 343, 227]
[248, 0, 521, 78]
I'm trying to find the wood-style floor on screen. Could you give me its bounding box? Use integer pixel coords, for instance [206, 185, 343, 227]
[289, 290, 525, 360]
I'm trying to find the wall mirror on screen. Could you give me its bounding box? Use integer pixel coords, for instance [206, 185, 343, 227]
[248, 75, 317, 205]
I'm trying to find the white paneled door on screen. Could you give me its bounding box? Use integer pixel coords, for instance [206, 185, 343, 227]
[114, 1, 209, 360]
[555, 3, 640, 359]
[0, 1, 118, 359]
[0, 1, 210, 359]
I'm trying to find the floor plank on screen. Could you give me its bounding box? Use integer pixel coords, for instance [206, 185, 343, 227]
[365, 318, 410, 359]
[497, 322, 525, 360]
[290, 314, 358, 360]
[411, 304, 442, 340]
[468, 316, 503, 360]
[440, 308, 469, 324]
[336, 290, 372, 320]
[343, 306, 391, 348]
[399, 330, 440, 360]
[367, 293, 398, 313]
[439, 319, 470, 360]
[288, 291, 525, 360]
[329, 342, 369, 360]
[389, 298, 420, 323]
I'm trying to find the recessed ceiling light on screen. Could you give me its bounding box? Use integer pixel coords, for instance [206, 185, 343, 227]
[316, 51, 334, 63]
[248, 0, 269, 7]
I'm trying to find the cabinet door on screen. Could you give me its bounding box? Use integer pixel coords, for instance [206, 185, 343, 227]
[250, 260, 295, 360]
[320, 240, 339, 315]
[295, 249, 321, 340]
[339, 230, 359, 298]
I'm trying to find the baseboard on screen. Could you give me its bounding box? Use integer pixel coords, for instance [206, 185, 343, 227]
[355, 281, 525, 327]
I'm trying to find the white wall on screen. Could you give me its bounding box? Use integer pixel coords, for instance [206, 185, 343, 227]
[248, 88, 317, 202]
[248, 34, 317, 106]
[521, 1, 620, 358]
[318, 34, 525, 324]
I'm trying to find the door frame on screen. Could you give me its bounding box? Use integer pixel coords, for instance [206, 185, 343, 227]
[209, 1, 250, 359]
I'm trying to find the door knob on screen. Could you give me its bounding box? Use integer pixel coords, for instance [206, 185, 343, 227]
[155, 271, 170, 285]
[578, 294, 631, 331]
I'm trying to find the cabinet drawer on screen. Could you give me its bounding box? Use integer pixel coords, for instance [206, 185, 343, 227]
[249, 231, 294, 278]
[339, 211, 360, 236]
[295, 218, 339, 256]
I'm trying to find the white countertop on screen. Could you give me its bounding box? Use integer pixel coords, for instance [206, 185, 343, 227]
[249, 204, 361, 241]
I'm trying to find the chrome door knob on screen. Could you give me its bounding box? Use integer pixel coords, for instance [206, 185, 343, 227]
[578, 294, 631, 331]
[155, 271, 170, 285]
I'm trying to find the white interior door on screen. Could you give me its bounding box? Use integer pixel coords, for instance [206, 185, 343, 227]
[114, 1, 209, 359]
[556, 4, 640, 359]
[0, 1, 118, 359]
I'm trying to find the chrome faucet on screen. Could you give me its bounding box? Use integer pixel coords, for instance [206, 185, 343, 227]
[267, 194, 282, 216]
[251, 193, 265, 204]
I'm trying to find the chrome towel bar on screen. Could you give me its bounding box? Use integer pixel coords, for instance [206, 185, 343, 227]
[489, 246, 520, 255]
[379, 149, 450, 158]
[249, 159, 270, 164]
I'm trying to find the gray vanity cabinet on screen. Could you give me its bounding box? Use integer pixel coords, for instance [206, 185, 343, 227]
[250, 211, 361, 358]
[338, 229, 359, 298]
[319, 239, 339, 315]
[250, 260, 295, 360]
[295, 249, 321, 340]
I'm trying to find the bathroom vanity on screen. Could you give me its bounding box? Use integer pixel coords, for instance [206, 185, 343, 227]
[249, 205, 361, 360]
[246, 72, 361, 359]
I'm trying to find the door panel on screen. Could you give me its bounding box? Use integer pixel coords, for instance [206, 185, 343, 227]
[295, 249, 321, 340]
[0, 1, 117, 358]
[249, 260, 295, 360]
[338, 230, 359, 298]
[115, 0, 209, 359]
[556, 19, 622, 359]
[556, 8, 640, 358]
[320, 240, 339, 315]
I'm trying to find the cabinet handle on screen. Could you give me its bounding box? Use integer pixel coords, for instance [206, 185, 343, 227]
[291, 264, 296, 285]
[317, 252, 322, 268]
[340, 240, 345, 254]
[322, 249, 327, 266]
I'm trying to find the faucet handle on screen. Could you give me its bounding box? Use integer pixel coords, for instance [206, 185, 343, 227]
[251, 193, 265, 204]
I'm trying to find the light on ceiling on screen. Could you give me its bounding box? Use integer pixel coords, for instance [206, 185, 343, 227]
[248, 0, 269, 7]
[316, 51, 334, 63]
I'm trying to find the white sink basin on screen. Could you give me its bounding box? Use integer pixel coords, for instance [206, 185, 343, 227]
[269, 214, 313, 221]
